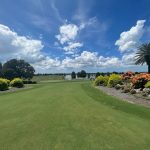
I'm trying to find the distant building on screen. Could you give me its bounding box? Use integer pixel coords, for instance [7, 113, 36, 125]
[65, 74, 72, 80]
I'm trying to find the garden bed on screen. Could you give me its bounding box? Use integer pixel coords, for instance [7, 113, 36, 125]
[0, 85, 32, 94]
[98, 86, 150, 107]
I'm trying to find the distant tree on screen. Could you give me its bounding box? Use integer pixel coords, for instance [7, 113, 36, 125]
[135, 43, 150, 73]
[77, 72, 81, 78]
[96, 72, 100, 77]
[80, 70, 86, 78]
[0, 62, 2, 77]
[71, 71, 76, 79]
[2, 59, 35, 80]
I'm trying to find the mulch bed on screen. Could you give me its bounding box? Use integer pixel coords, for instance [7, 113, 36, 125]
[98, 86, 150, 107]
[0, 86, 32, 94]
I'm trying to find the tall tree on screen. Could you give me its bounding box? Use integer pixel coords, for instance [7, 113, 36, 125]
[2, 59, 35, 80]
[135, 43, 150, 73]
[71, 71, 76, 79]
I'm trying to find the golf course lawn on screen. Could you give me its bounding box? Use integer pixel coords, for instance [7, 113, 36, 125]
[0, 81, 150, 150]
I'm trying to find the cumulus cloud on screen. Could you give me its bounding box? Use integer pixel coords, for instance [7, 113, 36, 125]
[121, 53, 136, 65]
[55, 23, 83, 54]
[0, 24, 60, 71]
[56, 24, 79, 44]
[62, 51, 120, 68]
[115, 20, 146, 52]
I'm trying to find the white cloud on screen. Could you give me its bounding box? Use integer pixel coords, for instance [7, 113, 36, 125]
[55, 23, 83, 54]
[115, 20, 146, 52]
[62, 51, 120, 68]
[0, 24, 60, 71]
[121, 53, 136, 65]
[56, 24, 79, 44]
[63, 42, 83, 52]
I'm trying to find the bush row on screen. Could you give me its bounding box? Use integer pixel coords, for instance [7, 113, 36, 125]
[0, 78, 24, 91]
[94, 71, 150, 97]
[94, 74, 122, 87]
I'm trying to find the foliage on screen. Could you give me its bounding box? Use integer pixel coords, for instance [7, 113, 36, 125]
[135, 43, 150, 73]
[71, 71, 76, 79]
[144, 81, 150, 88]
[77, 70, 86, 78]
[2, 59, 35, 80]
[23, 80, 37, 84]
[10, 78, 24, 88]
[96, 72, 100, 78]
[0, 62, 2, 77]
[94, 76, 109, 86]
[131, 73, 150, 89]
[0, 78, 9, 91]
[121, 71, 134, 81]
[107, 74, 122, 87]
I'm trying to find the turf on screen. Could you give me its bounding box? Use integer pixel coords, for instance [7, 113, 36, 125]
[0, 81, 150, 150]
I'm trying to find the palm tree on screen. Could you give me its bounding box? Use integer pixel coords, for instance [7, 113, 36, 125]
[135, 43, 150, 73]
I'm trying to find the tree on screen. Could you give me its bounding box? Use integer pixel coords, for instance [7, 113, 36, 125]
[77, 72, 81, 78]
[96, 72, 100, 77]
[71, 71, 76, 79]
[80, 70, 86, 78]
[0, 62, 2, 77]
[135, 43, 150, 73]
[2, 59, 35, 80]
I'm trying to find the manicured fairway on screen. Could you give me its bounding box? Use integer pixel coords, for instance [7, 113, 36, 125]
[0, 81, 150, 150]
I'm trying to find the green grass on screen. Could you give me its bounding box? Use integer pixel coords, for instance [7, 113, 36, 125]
[0, 81, 150, 150]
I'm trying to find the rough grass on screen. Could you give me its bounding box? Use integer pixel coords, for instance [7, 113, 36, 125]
[32, 75, 64, 82]
[0, 81, 149, 150]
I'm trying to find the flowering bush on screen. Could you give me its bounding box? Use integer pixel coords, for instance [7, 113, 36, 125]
[131, 73, 150, 89]
[94, 76, 109, 86]
[121, 71, 134, 81]
[107, 74, 122, 87]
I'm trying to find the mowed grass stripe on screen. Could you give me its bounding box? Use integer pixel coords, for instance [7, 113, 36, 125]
[0, 81, 149, 150]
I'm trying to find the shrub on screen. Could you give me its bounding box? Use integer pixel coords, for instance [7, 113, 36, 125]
[102, 76, 109, 86]
[0, 78, 9, 91]
[10, 78, 24, 88]
[121, 71, 134, 82]
[144, 81, 150, 88]
[94, 76, 109, 86]
[131, 73, 150, 89]
[5, 79, 10, 85]
[107, 74, 122, 87]
[23, 80, 37, 84]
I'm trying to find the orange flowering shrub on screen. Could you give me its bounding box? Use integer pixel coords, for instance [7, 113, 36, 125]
[131, 73, 150, 89]
[121, 71, 135, 81]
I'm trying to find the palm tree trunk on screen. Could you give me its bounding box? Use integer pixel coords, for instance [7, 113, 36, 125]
[148, 65, 150, 73]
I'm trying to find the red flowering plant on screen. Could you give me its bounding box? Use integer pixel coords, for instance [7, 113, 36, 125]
[121, 71, 135, 82]
[131, 73, 150, 89]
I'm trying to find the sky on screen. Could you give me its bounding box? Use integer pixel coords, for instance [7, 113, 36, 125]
[0, 0, 150, 73]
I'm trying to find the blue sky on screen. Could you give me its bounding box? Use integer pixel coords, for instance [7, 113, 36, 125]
[0, 0, 150, 73]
